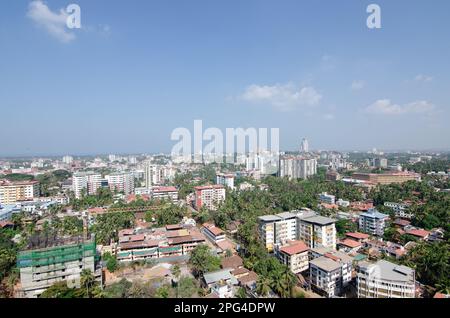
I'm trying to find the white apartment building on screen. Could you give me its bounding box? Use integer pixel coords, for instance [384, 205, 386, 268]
[297, 215, 337, 249]
[357, 260, 415, 298]
[72, 172, 102, 199]
[216, 173, 235, 189]
[144, 163, 175, 188]
[359, 208, 389, 236]
[151, 186, 179, 202]
[194, 185, 226, 211]
[258, 212, 298, 252]
[278, 156, 317, 180]
[309, 248, 353, 297]
[106, 172, 135, 195]
[319, 192, 336, 204]
[384, 202, 413, 219]
[62, 155, 73, 165]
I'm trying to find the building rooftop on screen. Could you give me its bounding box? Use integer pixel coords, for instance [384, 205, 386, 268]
[203, 269, 238, 285]
[358, 260, 415, 283]
[310, 256, 341, 272]
[275, 212, 297, 219]
[345, 232, 370, 240]
[360, 208, 389, 219]
[258, 215, 281, 222]
[302, 215, 336, 225]
[279, 240, 309, 256]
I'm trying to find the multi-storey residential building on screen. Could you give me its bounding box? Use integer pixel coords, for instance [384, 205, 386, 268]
[373, 158, 388, 168]
[297, 215, 337, 249]
[106, 172, 135, 195]
[17, 234, 102, 298]
[356, 260, 415, 298]
[151, 186, 179, 201]
[0, 180, 40, 204]
[319, 192, 336, 204]
[194, 185, 226, 211]
[278, 156, 317, 180]
[216, 173, 235, 189]
[359, 208, 389, 236]
[144, 162, 175, 188]
[72, 172, 102, 198]
[62, 155, 73, 165]
[258, 212, 299, 252]
[309, 247, 353, 297]
[384, 202, 413, 219]
[275, 240, 309, 274]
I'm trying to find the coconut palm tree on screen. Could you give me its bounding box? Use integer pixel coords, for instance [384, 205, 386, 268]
[256, 276, 272, 297]
[80, 269, 96, 298]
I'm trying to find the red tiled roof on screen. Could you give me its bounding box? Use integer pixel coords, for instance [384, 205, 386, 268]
[345, 232, 370, 240]
[129, 234, 145, 242]
[279, 240, 309, 256]
[153, 186, 178, 193]
[221, 255, 243, 270]
[203, 223, 225, 236]
[0, 220, 14, 228]
[406, 229, 430, 238]
[339, 239, 362, 248]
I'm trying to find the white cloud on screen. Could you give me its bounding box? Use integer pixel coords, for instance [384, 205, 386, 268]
[241, 83, 322, 111]
[351, 80, 365, 91]
[365, 99, 435, 115]
[414, 74, 433, 82]
[27, 0, 75, 43]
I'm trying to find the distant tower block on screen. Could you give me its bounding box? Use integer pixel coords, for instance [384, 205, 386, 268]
[300, 138, 309, 153]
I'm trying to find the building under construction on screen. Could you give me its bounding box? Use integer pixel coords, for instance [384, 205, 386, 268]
[16, 233, 102, 298]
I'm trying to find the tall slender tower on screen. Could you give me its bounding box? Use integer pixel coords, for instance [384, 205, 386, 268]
[300, 138, 309, 153]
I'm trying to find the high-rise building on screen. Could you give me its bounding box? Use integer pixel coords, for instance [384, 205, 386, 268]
[0, 180, 40, 204]
[144, 163, 169, 188]
[278, 156, 317, 180]
[62, 155, 73, 165]
[72, 172, 102, 198]
[300, 138, 309, 153]
[106, 172, 135, 195]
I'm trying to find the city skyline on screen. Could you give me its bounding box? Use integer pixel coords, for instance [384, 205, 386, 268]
[1, 0, 450, 155]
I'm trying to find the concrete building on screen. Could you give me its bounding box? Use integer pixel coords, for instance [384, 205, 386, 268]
[309, 248, 353, 297]
[216, 173, 235, 189]
[352, 172, 421, 185]
[357, 260, 415, 298]
[17, 234, 101, 298]
[359, 208, 389, 237]
[201, 223, 226, 243]
[194, 185, 226, 211]
[151, 186, 179, 202]
[300, 138, 309, 153]
[275, 240, 309, 274]
[0, 180, 40, 204]
[72, 172, 102, 199]
[106, 172, 135, 195]
[319, 192, 336, 205]
[297, 215, 337, 249]
[384, 202, 413, 219]
[257, 212, 298, 252]
[278, 156, 317, 180]
[62, 155, 73, 165]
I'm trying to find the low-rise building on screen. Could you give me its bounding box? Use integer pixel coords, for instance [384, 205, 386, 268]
[275, 240, 309, 273]
[202, 269, 239, 298]
[201, 223, 226, 243]
[319, 192, 336, 204]
[151, 186, 179, 202]
[356, 260, 415, 298]
[384, 202, 413, 219]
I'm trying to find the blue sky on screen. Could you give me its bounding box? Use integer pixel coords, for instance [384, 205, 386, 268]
[0, 0, 449, 156]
